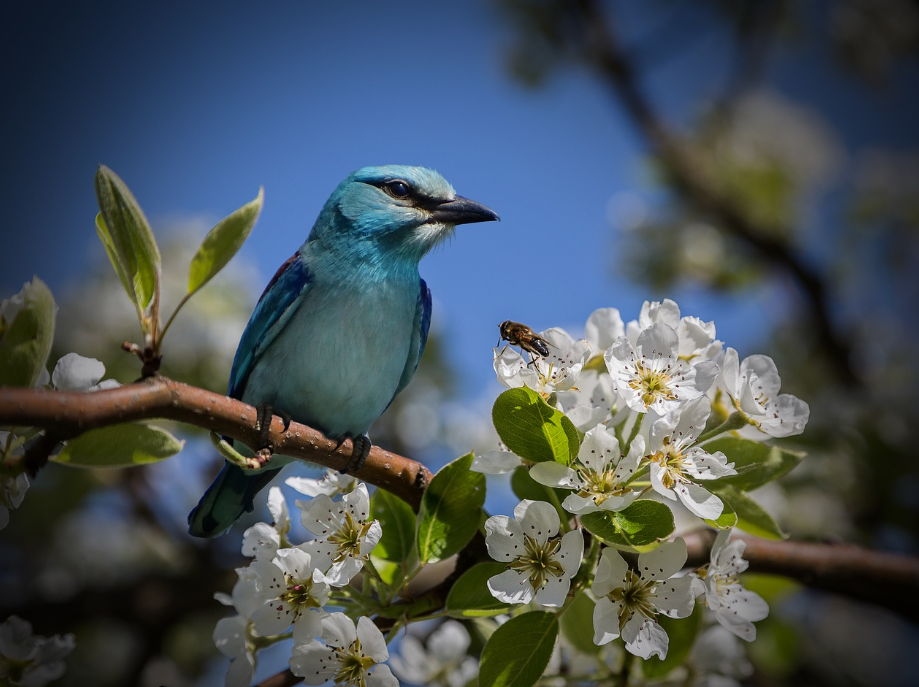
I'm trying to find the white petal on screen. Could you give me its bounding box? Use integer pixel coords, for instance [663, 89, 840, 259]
[592, 596, 622, 645]
[225, 651, 256, 687]
[759, 394, 810, 437]
[578, 425, 621, 472]
[586, 307, 625, 351]
[320, 612, 357, 648]
[251, 600, 294, 636]
[484, 515, 524, 561]
[638, 538, 687, 581]
[529, 462, 579, 489]
[592, 547, 629, 597]
[51, 353, 105, 391]
[366, 663, 399, 687]
[649, 461, 678, 502]
[241, 523, 280, 561]
[684, 448, 736, 480]
[557, 530, 584, 577]
[487, 568, 535, 605]
[622, 616, 669, 660]
[292, 608, 325, 645]
[275, 547, 316, 581]
[534, 572, 570, 607]
[267, 486, 289, 532]
[298, 494, 339, 537]
[653, 576, 696, 618]
[360, 520, 383, 556]
[357, 615, 390, 662]
[514, 499, 560, 545]
[213, 616, 247, 658]
[471, 450, 521, 474]
[289, 641, 336, 683]
[675, 482, 724, 520]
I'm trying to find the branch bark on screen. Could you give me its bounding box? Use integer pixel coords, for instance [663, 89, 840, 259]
[0, 376, 431, 509]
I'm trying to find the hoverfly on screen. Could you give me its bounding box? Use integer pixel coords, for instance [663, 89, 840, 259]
[498, 320, 551, 359]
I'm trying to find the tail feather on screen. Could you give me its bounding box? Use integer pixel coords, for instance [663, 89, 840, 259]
[188, 462, 281, 538]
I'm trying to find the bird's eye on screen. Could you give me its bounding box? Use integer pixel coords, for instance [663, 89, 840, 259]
[384, 180, 411, 199]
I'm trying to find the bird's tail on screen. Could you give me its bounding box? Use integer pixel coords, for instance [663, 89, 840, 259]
[187, 462, 281, 538]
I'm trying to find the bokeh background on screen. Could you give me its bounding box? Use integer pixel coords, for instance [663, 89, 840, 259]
[2, 1, 918, 685]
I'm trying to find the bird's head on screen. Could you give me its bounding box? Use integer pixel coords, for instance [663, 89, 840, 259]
[311, 165, 499, 264]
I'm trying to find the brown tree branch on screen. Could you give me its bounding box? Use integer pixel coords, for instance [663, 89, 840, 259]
[684, 529, 919, 620]
[0, 376, 431, 509]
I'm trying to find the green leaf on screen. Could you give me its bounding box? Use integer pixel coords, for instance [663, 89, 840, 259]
[580, 500, 675, 552]
[702, 436, 804, 491]
[479, 611, 558, 687]
[187, 187, 264, 295]
[642, 602, 703, 679]
[510, 465, 569, 506]
[492, 387, 579, 464]
[711, 484, 786, 539]
[446, 562, 513, 618]
[52, 423, 184, 468]
[0, 277, 55, 388]
[559, 590, 598, 655]
[370, 488, 416, 563]
[94, 165, 161, 315]
[95, 214, 135, 310]
[704, 498, 738, 530]
[416, 452, 486, 563]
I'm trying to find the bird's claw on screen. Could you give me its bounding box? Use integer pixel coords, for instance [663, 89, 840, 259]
[338, 434, 372, 474]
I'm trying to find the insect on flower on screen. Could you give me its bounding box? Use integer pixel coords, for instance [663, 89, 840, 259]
[499, 320, 551, 360]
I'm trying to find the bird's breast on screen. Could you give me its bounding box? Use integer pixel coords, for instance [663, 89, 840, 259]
[242, 278, 419, 438]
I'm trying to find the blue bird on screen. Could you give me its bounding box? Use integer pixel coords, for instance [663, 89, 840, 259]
[188, 165, 498, 537]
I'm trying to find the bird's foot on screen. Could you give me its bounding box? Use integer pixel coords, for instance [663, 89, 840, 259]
[254, 404, 293, 454]
[336, 434, 372, 474]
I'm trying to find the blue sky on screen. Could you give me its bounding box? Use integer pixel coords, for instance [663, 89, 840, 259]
[1, 0, 915, 401]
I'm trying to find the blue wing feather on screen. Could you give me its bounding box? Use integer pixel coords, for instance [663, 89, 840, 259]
[391, 278, 432, 403]
[228, 253, 312, 399]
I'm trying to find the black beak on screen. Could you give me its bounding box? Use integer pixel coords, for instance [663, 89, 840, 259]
[428, 195, 500, 225]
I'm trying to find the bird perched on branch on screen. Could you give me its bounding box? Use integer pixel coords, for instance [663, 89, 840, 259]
[188, 165, 499, 537]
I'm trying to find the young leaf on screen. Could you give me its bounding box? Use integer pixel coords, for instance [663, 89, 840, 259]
[0, 277, 55, 388]
[416, 452, 486, 563]
[94, 165, 161, 315]
[642, 601, 704, 679]
[559, 590, 599, 655]
[95, 214, 135, 314]
[711, 484, 786, 539]
[187, 187, 264, 296]
[446, 562, 513, 618]
[370, 488, 416, 563]
[702, 436, 804, 491]
[479, 611, 558, 687]
[492, 387, 579, 464]
[581, 500, 675, 552]
[52, 423, 184, 468]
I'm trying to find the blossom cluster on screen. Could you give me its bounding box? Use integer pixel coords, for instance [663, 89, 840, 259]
[213, 474, 400, 687]
[475, 300, 805, 660]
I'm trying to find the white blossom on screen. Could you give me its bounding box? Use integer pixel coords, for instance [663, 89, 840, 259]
[470, 448, 521, 475]
[718, 348, 809, 438]
[605, 323, 718, 415]
[647, 398, 737, 520]
[389, 620, 478, 687]
[249, 546, 331, 643]
[484, 500, 583, 607]
[241, 486, 290, 561]
[592, 539, 696, 659]
[290, 613, 397, 687]
[286, 470, 358, 498]
[298, 483, 382, 586]
[696, 531, 768, 641]
[0, 616, 75, 687]
[585, 307, 625, 352]
[50, 353, 119, 391]
[555, 369, 622, 432]
[530, 426, 642, 515]
[494, 327, 590, 395]
[213, 566, 267, 687]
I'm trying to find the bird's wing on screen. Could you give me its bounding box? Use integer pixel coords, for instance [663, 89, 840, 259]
[228, 252, 312, 399]
[390, 278, 432, 403]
